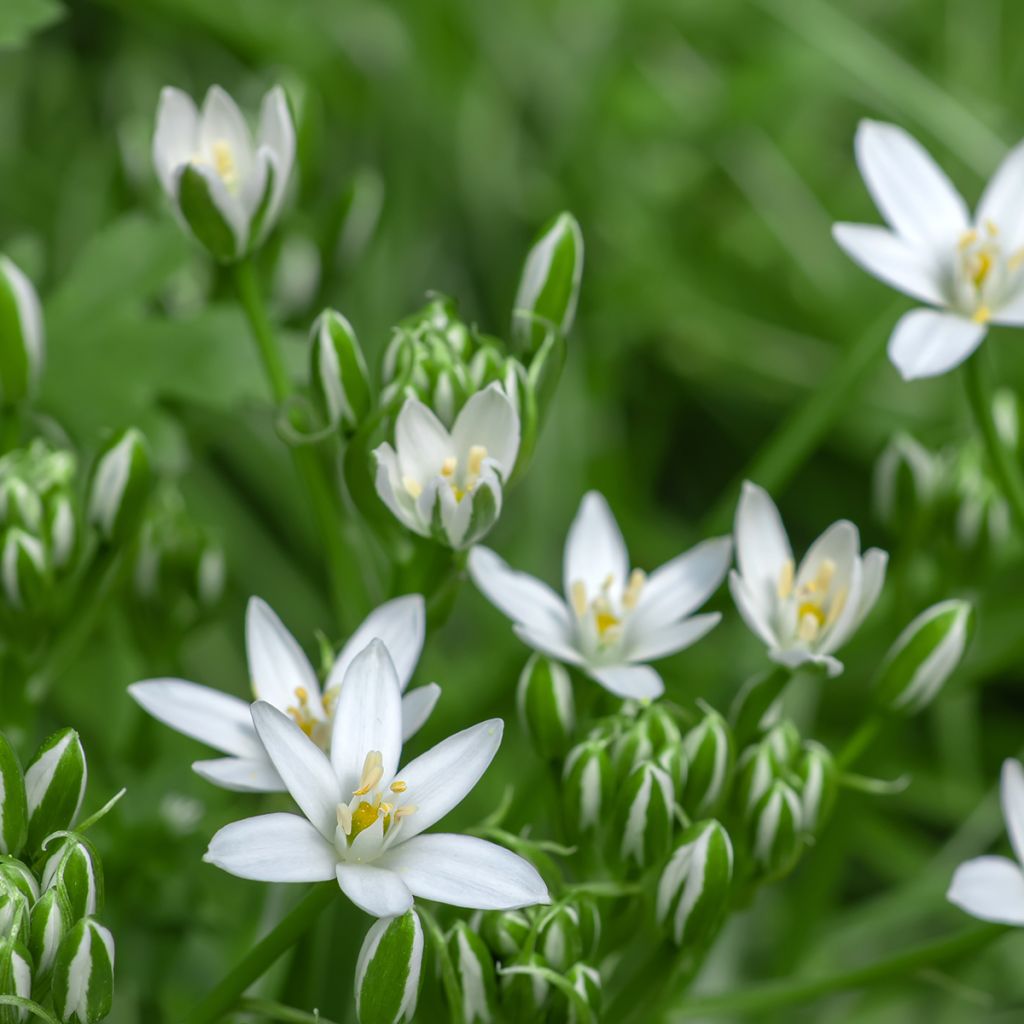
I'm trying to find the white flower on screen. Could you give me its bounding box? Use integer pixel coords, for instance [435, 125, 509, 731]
[129, 595, 438, 793]
[152, 84, 295, 260]
[205, 640, 550, 918]
[468, 491, 732, 701]
[373, 384, 519, 549]
[948, 759, 1024, 925]
[729, 482, 887, 677]
[834, 120, 1024, 380]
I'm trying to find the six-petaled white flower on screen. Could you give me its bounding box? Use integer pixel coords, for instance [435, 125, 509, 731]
[153, 84, 295, 261]
[468, 491, 732, 700]
[374, 384, 519, 549]
[205, 639, 550, 918]
[729, 482, 887, 677]
[129, 595, 438, 793]
[834, 120, 1024, 380]
[948, 759, 1024, 926]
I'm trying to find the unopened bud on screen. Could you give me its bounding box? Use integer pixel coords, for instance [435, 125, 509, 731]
[24, 729, 86, 855]
[0, 256, 44, 409]
[0, 939, 32, 1024]
[480, 909, 530, 961]
[517, 654, 575, 759]
[40, 835, 103, 922]
[565, 963, 602, 1024]
[562, 741, 614, 839]
[87, 429, 152, 545]
[613, 761, 675, 872]
[355, 910, 422, 1024]
[874, 433, 937, 529]
[796, 742, 837, 835]
[680, 710, 735, 818]
[749, 780, 804, 881]
[538, 905, 582, 973]
[449, 920, 498, 1024]
[29, 887, 72, 990]
[0, 733, 27, 857]
[51, 918, 115, 1024]
[0, 528, 49, 612]
[310, 309, 371, 431]
[500, 953, 550, 1016]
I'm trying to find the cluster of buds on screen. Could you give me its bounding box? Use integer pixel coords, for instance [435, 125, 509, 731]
[0, 729, 116, 1023]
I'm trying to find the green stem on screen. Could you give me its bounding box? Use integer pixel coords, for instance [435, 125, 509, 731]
[187, 883, 338, 1024]
[836, 714, 886, 770]
[674, 924, 1007, 1018]
[232, 260, 365, 631]
[962, 350, 1024, 533]
[237, 998, 342, 1024]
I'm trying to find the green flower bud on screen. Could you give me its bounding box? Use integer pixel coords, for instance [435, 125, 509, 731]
[28, 887, 72, 991]
[761, 720, 801, 769]
[0, 528, 49, 613]
[479, 909, 530, 961]
[175, 164, 241, 263]
[612, 720, 655, 780]
[573, 896, 601, 958]
[87, 429, 152, 545]
[656, 820, 734, 949]
[0, 876, 31, 942]
[0, 733, 27, 857]
[0, 939, 32, 1024]
[0, 479, 42, 533]
[538, 905, 583, 973]
[643, 705, 684, 751]
[24, 730, 86, 855]
[749, 780, 804, 881]
[449, 920, 498, 1024]
[562, 741, 614, 839]
[468, 345, 505, 391]
[613, 761, 676, 872]
[355, 910, 422, 1024]
[500, 952, 550, 1016]
[875, 600, 973, 716]
[874, 433, 937, 530]
[46, 493, 78, 574]
[310, 309, 371, 432]
[680, 711, 735, 818]
[511, 212, 584, 355]
[196, 543, 226, 608]
[565, 963, 602, 1024]
[0, 256, 44, 410]
[517, 654, 575, 759]
[733, 743, 781, 822]
[796, 742, 837, 835]
[0, 859, 38, 906]
[40, 836, 103, 923]
[51, 918, 114, 1024]
[657, 745, 687, 797]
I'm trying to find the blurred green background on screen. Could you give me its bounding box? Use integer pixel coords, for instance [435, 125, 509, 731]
[4, 0, 1024, 1020]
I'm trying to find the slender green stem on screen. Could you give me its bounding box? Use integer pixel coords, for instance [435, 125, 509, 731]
[187, 883, 338, 1024]
[837, 714, 886, 770]
[962, 351, 1024, 533]
[674, 924, 1007, 1018]
[237, 998, 342, 1024]
[232, 260, 365, 631]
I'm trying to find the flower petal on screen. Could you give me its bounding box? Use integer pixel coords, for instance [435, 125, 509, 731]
[199, 85, 254, 182]
[1002, 759, 1024, 868]
[401, 684, 441, 741]
[588, 664, 663, 700]
[832, 223, 944, 305]
[391, 720, 503, 841]
[395, 398, 451, 481]
[128, 679, 263, 758]
[625, 613, 721, 662]
[336, 862, 413, 918]
[734, 481, 792, 616]
[192, 756, 285, 793]
[849, 547, 888, 635]
[373, 443, 426, 536]
[512, 624, 585, 667]
[854, 120, 969, 247]
[887, 308, 987, 381]
[330, 639, 405, 797]
[947, 855, 1024, 925]
[245, 597, 322, 710]
[204, 813, 337, 882]
[728, 571, 778, 648]
[977, 140, 1024, 253]
[636, 536, 732, 630]
[563, 491, 630, 602]
[252, 702, 340, 840]
[257, 86, 295, 230]
[379, 834, 549, 910]
[153, 87, 198, 195]
[451, 384, 520, 478]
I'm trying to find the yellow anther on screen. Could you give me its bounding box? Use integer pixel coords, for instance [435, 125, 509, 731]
[441, 456, 457, 478]
[394, 804, 417, 820]
[294, 687, 309, 705]
[805, 559, 835, 595]
[973, 305, 992, 324]
[336, 804, 353, 836]
[959, 229, 980, 250]
[390, 781, 407, 793]
[403, 476, 423, 499]
[210, 140, 238, 188]
[971, 250, 994, 289]
[797, 602, 826, 628]
[570, 581, 588, 618]
[827, 587, 848, 625]
[353, 750, 384, 797]
[623, 569, 646, 610]
[467, 445, 487, 477]
[595, 610, 621, 637]
[777, 559, 794, 600]
[985, 219, 999, 237]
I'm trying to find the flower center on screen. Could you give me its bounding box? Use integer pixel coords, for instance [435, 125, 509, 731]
[191, 139, 239, 191]
[335, 751, 416, 846]
[401, 445, 489, 503]
[286, 686, 329, 747]
[571, 569, 646, 646]
[955, 222, 1024, 325]
[777, 558, 846, 644]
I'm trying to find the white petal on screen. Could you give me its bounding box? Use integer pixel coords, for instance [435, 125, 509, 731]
[468, 546, 573, 638]
[769, 648, 843, 678]
[336, 862, 413, 918]
[636, 536, 732, 630]
[373, 443, 426, 536]
[797, 520, 861, 655]
[625, 613, 721, 662]
[199, 85, 254, 182]
[854, 120, 969, 247]
[832, 223, 944, 305]
[887, 308, 987, 381]
[251, 703, 340, 839]
[992, 289, 1024, 327]
[947, 855, 1024, 925]
[0, 257, 43, 387]
[451, 385, 520, 477]
[257, 86, 295, 231]
[380, 835, 549, 910]
[401, 685, 441, 741]
[588, 664, 663, 700]
[205, 813, 337, 882]
[1002, 759, 1024, 867]
[977, 139, 1024, 253]
[245, 597, 322, 710]
[330, 640, 404, 796]
[152, 87, 198, 195]
[128, 680, 262, 758]
[849, 548, 888, 634]
[512, 624, 585, 667]
[395, 399, 452, 481]
[438, 482, 473, 548]
[391, 720, 503, 841]
[734, 482, 792, 616]
[728, 571, 777, 648]
[563, 491, 630, 601]
[192, 756, 285, 793]
[327, 595, 425, 695]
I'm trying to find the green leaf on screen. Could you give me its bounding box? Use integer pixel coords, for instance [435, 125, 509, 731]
[0, 0, 64, 50]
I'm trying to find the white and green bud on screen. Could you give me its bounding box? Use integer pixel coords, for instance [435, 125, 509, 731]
[517, 654, 575, 759]
[0, 256, 44, 410]
[657, 745, 687, 797]
[449, 920, 498, 1024]
[309, 309, 371, 432]
[500, 953, 550, 1016]
[0, 939, 32, 1024]
[749, 780, 804, 881]
[0, 529, 49, 612]
[46, 493, 77, 573]
[680, 710, 735, 818]
[875, 600, 973, 716]
[0, 859, 38, 907]
[0, 479, 42, 533]
[50, 918, 114, 1024]
[538, 906, 582, 973]
[762, 720, 801, 769]
[0, 874, 31, 942]
[733, 742, 782, 822]
[24, 730, 86, 855]
[40, 836, 103, 923]
[614, 761, 676, 872]
[195, 543, 226, 608]
[565, 963, 602, 1024]
[643, 705, 684, 752]
[573, 897, 601, 958]
[354, 910, 422, 1024]
[562, 741, 614, 838]
[511, 212, 584, 355]
[0, 733, 27, 857]
[874, 432, 938, 530]
[656, 820, 733, 949]
[796, 742, 837, 835]
[480, 910, 531, 961]
[87, 429, 152, 545]
[612, 719, 655, 780]
[28, 887, 72, 990]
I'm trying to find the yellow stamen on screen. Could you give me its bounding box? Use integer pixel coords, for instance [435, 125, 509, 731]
[797, 611, 822, 643]
[336, 804, 352, 836]
[777, 559, 794, 600]
[827, 587, 848, 625]
[805, 559, 835, 594]
[394, 804, 417, 820]
[403, 476, 423, 499]
[985, 219, 999, 237]
[211, 140, 237, 187]
[973, 305, 992, 324]
[390, 781, 407, 793]
[570, 581, 588, 618]
[294, 687, 309, 705]
[353, 751, 384, 797]
[959, 229, 980, 250]
[467, 445, 487, 477]
[623, 569, 646, 610]
[797, 602, 826, 629]
[440, 456, 457, 478]
[971, 250, 994, 289]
